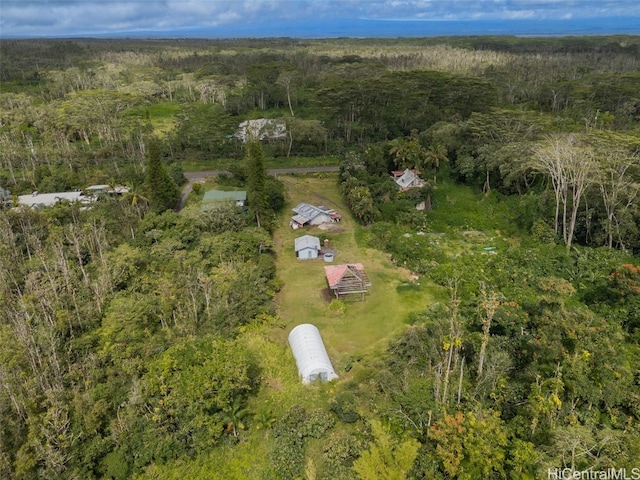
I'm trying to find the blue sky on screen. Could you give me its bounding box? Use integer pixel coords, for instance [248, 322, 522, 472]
[1, 0, 639, 38]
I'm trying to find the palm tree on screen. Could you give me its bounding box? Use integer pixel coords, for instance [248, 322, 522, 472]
[388, 137, 411, 169]
[423, 143, 448, 183]
[121, 182, 149, 218]
[389, 137, 424, 169]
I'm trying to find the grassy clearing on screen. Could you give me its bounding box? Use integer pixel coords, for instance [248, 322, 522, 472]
[168, 174, 529, 478]
[177, 155, 341, 173]
[126, 102, 180, 135]
[403, 179, 528, 260]
[177, 159, 237, 172]
[427, 179, 526, 235]
[173, 173, 447, 478]
[265, 156, 341, 169]
[269, 173, 441, 376]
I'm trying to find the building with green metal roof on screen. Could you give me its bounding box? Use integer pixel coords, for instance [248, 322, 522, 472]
[201, 189, 247, 211]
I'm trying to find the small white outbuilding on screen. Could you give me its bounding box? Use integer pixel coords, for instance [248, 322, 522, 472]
[288, 324, 339, 385]
[295, 234, 321, 259]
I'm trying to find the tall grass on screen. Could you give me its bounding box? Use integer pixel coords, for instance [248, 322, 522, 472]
[177, 155, 340, 173]
[427, 180, 527, 236]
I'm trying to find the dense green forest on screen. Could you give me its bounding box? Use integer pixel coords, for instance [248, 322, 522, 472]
[0, 36, 639, 479]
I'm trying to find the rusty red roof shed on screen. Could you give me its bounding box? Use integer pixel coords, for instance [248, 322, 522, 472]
[324, 263, 371, 299]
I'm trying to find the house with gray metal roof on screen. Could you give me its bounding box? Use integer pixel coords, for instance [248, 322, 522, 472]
[235, 119, 287, 143]
[290, 203, 341, 229]
[17, 190, 92, 209]
[391, 168, 426, 191]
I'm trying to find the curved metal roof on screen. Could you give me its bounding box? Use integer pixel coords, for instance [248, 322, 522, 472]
[288, 324, 338, 385]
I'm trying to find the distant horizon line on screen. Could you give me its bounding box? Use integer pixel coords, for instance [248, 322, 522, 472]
[2, 17, 639, 40]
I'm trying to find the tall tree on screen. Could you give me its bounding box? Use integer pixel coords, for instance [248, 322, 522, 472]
[440, 278, 463, 406]
[245, 141, 268, 229]
[285, 118, 327, 157]
[352, 419, 419, 480]
[592, 134, 640, 249]
[533, 134, 597, 250]
[423, 143, 448, 183]
[277, 69, 299, 117]
[144, 140, 179, 213]
[476, 283, 500, 377]
[246, 62, 282, 110]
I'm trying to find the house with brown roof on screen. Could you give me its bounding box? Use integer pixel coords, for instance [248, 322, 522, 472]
[324, 263, 372, 300]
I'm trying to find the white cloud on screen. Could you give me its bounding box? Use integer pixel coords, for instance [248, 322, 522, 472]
[0, 0, 638, 37]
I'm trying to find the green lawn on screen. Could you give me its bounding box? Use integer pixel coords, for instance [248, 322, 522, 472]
[161, 174, 509, 479]
[125, 102, 180, 135]
[171, 173, 447, 478]
[269, 173, 442, 378]
[264, 156, 341, 169]
[178, 155, 341, 173]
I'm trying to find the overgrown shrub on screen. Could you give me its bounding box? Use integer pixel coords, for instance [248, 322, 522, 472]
[302, 409, 336, 438]
[330, 393, 361, 423]
[271, 405, 337, 479]
[322, 430, 367, 477]
[530, 220, 556, 244]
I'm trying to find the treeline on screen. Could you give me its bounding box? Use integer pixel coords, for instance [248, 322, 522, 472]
[331, 128, 640, 479]
[0, 36, 639, 478]
[1, 36, 639, 192]
[3, 36, 639, 82]
[338, 120, 640, 253]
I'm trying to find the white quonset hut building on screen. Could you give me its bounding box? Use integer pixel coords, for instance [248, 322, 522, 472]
[288, 324, 339, 385]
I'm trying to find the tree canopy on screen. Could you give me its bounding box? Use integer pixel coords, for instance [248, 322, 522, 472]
[1, 35, 639, 480]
